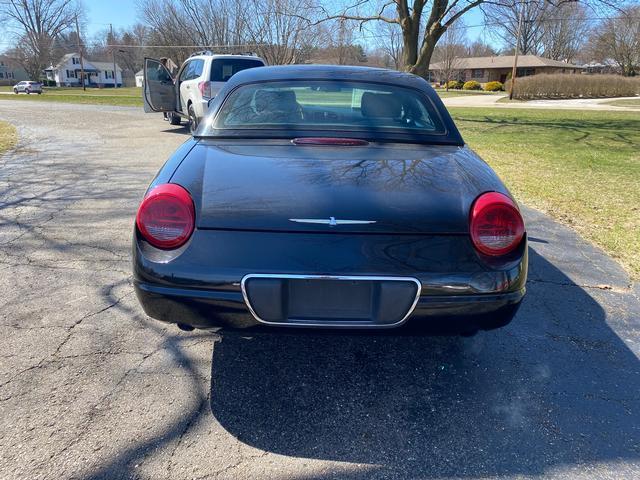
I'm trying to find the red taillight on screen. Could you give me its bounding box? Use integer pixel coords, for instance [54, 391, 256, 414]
[198, 81, 211, 99]
[470, 192, 525, 256]
[136, 184, 195, 249]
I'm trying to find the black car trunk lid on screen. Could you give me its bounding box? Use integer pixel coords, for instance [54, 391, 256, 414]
[178, 141, 504, 235]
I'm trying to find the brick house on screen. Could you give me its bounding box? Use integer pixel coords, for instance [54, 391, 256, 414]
[429, 54, 583, 84]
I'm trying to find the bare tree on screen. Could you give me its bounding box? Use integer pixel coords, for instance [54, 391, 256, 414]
[242, 0, 319, 64]
[482, 0, 549, 55]
[540, 2, 590, 61]
[433, 20, 466, 87]
[0, 0, 82, 79]
[138, 0, 248, 63]
[317, 0, 615, 77]
[589, 5, 640, 76]
[374, 21, 404, 69]
[465, 39, 499, 57]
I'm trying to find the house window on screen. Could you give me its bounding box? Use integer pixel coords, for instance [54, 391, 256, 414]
[66, 69, 76, 78]
[105, 70, 115, 79]
[0, 73, 4, 79]
[72, 57, 79, 65]
[516, 67, 535, 77]
[471, 69, 484, 78]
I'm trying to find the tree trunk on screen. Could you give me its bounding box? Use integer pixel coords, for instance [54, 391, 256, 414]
[408, 27, 444, 78]
[400, 18, 418, 71]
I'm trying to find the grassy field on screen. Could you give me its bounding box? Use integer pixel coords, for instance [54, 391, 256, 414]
[0, 86, 143, 106]
[0, 85, 493, 105]
[450, 107, 640, 279]
[602, 98, 640, 108]
[0, 121, 18, 154]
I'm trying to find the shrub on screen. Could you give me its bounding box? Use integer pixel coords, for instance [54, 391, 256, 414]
[463, 80, 482, 90]
[484, 81, 504, 92]
[511, 74, 640, 100]
[447, 80, 464, 90]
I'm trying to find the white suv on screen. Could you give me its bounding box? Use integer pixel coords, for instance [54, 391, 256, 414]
[143, 52, 266, 133]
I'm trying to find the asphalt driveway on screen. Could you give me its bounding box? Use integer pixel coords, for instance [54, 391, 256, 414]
[1, 100, 639, 480]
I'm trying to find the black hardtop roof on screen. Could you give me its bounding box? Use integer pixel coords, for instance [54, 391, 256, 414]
[226, 64, 430, 91]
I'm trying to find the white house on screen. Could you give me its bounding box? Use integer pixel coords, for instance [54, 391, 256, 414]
[45, 53, 123, 87]
[0, 55, 28, 85]
[135, 69, 144, 87]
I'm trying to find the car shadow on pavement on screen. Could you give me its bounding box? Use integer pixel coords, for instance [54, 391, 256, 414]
[159, 127, 192, 136]
[210, 247, 640, 478]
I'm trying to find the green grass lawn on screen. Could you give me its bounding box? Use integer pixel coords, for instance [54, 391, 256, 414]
[602, 98, 640, 108]
[0, 85, 496, 106]
[0, 86, 143, 106]
[450, 107, 640, 279]
[0, 121, 17, 154]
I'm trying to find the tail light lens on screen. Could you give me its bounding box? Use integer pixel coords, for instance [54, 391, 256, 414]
[136, 184, 195, 249]
[198, 81, 212, 99]
[470, 192, 525, 256]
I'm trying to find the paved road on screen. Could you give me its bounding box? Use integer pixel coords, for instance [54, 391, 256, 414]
[1, 100, 639, 480]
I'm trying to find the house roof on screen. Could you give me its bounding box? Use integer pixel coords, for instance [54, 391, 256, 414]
[88, 61, 122, 72]
[135, 70, 143, 76]
[48, 53, 121, 71]
[430, 55, 582, 71]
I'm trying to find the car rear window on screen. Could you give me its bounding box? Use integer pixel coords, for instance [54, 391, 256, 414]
[210, 59, 264, 82]
[206, 80, 447, 140]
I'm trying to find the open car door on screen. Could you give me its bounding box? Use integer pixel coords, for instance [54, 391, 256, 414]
[143, 58, 176, 113]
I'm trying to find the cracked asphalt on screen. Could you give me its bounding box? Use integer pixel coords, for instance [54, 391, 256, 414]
[1, 99, 639, 480]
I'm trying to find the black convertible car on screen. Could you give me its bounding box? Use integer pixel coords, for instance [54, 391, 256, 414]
[136, 64, 527, 334]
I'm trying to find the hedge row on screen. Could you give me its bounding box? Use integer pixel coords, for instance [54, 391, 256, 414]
[444, 80, 504, 91]
[512, 74, 640, 100]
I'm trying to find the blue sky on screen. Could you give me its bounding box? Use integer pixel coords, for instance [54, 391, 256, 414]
[84, 0, 139, 37]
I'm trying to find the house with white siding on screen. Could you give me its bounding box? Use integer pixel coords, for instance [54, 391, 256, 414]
[45, 53, 123, 87]
[0, 55, 28, 85]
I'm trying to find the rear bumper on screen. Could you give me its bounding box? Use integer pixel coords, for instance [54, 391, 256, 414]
[134, 280, 525, 333]
[195, 99, 209, 119]
[133, 229, 527, 333]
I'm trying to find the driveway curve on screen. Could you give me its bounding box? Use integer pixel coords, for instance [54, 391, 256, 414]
[1, 100, 639, 480]
[442, 93, 640, 111]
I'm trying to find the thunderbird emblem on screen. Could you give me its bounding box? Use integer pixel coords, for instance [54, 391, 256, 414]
[289, 217, 376, 226]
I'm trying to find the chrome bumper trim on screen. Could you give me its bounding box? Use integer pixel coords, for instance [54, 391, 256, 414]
[240, 274, 422, 328]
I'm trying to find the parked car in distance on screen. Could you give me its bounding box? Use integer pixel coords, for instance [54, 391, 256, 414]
[13, 81, 43, 94]
[135, 65, 528, 335]
[143, 51, 266, 133]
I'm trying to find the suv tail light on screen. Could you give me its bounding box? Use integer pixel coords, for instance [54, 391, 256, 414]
[136, 184, 195, 249]
[470, 192, 525, 256]
[198, 81, 212, 99]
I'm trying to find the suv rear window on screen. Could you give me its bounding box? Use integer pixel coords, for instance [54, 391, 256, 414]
[210, 59, 264, 82]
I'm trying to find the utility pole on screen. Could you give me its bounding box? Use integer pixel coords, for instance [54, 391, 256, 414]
[110, 24, 118, 88]
[75, 15, 86, 91]
[509, 1, 525, 100]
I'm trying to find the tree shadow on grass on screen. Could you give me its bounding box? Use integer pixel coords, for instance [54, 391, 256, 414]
[209, 247, 640, 478]
[453, 115, 640, 147]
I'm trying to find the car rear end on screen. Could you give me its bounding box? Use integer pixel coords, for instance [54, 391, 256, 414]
[132, 141, 527, 334]
[194, 56, 265, 120]
[26, 81, 43, 93]
[133, 68, 527, 334]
